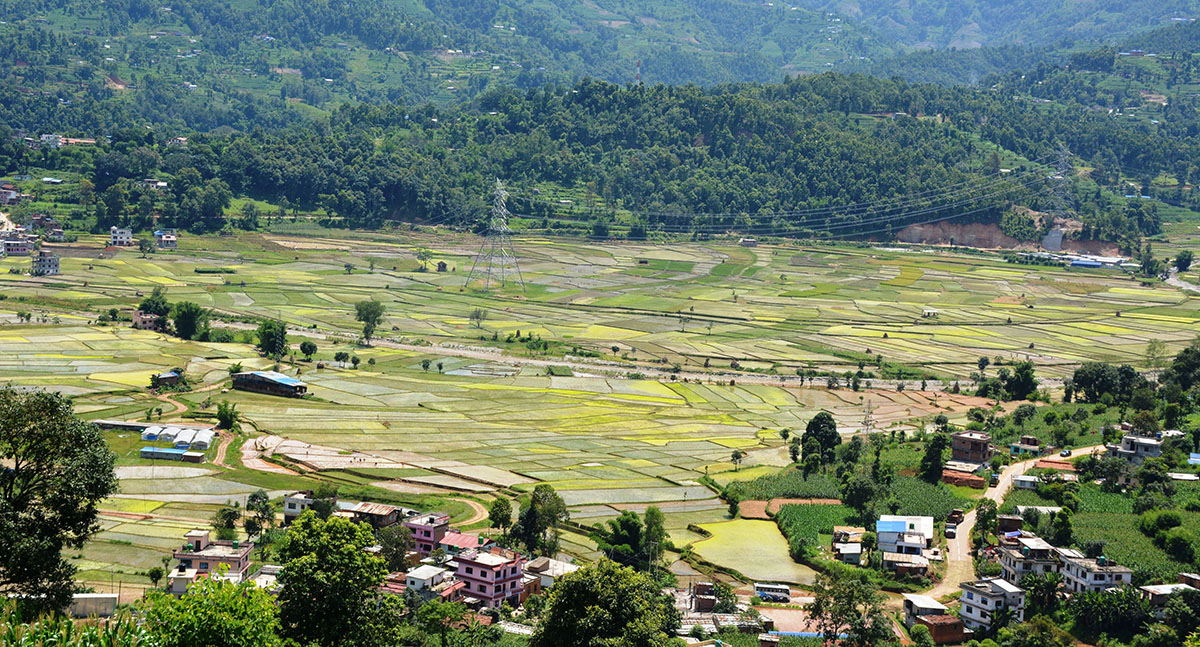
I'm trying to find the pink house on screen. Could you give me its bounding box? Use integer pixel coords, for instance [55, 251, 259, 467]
[403, 513, 450, 555]
[455, 548, 525, 608]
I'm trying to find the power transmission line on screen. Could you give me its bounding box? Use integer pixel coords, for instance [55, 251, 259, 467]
[464, 179, 526, 292]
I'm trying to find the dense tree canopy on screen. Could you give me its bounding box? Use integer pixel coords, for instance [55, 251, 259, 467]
[0, 388, 118, 613]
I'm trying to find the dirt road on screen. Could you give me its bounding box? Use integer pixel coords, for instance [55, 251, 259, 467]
[1167, 269, 1200, 294]
[922, 444, 1102, 600]
[451, 498, 490, 527]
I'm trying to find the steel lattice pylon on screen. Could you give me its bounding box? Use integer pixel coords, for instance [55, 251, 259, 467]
[464, 179, 525, 292]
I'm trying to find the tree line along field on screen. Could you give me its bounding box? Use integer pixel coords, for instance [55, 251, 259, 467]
[3, 230, 1200, 584]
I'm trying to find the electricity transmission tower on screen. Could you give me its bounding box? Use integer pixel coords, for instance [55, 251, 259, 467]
[465, 179, 525, 292]
[1046, 145, 1075, 229]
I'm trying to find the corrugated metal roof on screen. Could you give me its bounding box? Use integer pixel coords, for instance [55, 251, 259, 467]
[246, 371, 305, 386]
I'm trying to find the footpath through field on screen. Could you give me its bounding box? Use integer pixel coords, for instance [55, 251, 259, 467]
[920, 444, 1102, 601]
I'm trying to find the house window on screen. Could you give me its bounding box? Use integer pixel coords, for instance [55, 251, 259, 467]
[466, 567, 474, 575]
[287, 502, 295, 510]
[199, 562, 209, 570]
[478, 584, 486, 593]
[966, 592, 973, 600]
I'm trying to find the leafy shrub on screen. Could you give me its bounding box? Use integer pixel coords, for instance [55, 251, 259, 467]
[1138, 510, 1181, 536]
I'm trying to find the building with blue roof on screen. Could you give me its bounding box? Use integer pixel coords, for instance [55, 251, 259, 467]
[232, 370, 308, 398]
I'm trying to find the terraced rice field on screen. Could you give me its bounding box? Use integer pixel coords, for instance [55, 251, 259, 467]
[3, 231, 1200, 569]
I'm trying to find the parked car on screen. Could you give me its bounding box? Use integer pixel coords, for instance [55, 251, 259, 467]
[990, 473, 1000, 487]
[945, 523, 957, 539]
[1060, 449, 1072, 457]
[948, 509, 965, 523]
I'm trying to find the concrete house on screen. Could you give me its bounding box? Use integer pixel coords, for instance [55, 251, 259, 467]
[155, 229, 178, 249]
[525, 556, 579, 589]
[405, 565, 448, 596]
[109, 226, 133, 246]
[877, 515, 934, 552]
[1107, 434, 1162, 464]
[951, 431, 993, 464]
[31, 249, 59, 276]
[404, 512, 451, 555]
[1059, 552, 1133, 593]
[960, 578, 1025, 630]
[169, 530, 254, 593]
[999, 537, 1059, 585]
[283, 491, 316, 525]
[455, 548, 525, 609]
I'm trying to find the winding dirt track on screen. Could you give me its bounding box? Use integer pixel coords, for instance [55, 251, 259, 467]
[451, 498, 490, 526]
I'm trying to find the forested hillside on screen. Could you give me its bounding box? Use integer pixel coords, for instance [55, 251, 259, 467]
[4, 71, 1195, 249]
[1, 3, 1198, 248]
[805, 0, 1196, 50]
[1, 0, 1195, 109]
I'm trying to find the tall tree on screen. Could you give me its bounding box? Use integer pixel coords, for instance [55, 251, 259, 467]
[139, 286, 170, 316]
[530, 560, 680, 647]
[641, 506, 667, 571]
[300, 340, 317, 361]
[488, 497, 513, 535]
[354, 300, 386, 344]
[172, 301, 210, 340]
[276, 512, 388, 647]
[513, 484, 569, 556]
[377, 524, 414, 572]
[805, 573, 896, 647]
[0, 389, 118, 613]
[802, 411, 841, 460]
[256, 319, 288, 358]
[919, 433, 949, 484]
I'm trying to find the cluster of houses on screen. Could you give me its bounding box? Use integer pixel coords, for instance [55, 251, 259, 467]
[904, 518, 1200, 644]
[0, 222, 60, 275]
[167, 493, 579, 613]
[829, 514, 938, 576]
[108, 227, 178, 249]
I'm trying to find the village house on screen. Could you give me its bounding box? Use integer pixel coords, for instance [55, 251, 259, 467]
[3, 239, 30, 256]
[525, 556, 579, 589]
[110, 226, 134, 246]
[902, 594, 948, 627]
[1141, 582, 1197, 618]
[959, 578, 1025, 630]
[132, 310, 165, 330]
[47, 227, 64, 241]
[876, 515, 934, 554]
[404, 512, 451, 555]
[999, 537, 1060, 585]
[1058, 552, 1133, 593]
[882, 551, 930, 575]
[1106, 434, 1162, 464]
[455, 548, 526, 609]
[405, 565, 448, 597]
[283, 491, 316, 525]
[438, 529, 492, 556]
[155, 229, 178, 249]
[951, 431, 993, 464]
[352, 501, 403, 529]
[31, 249, 59, 276]
[1013, 475, 1040, 490]
[168, 529, 254, 594]
[1009, 435, 1043, 457]
[143, 178, 169, 190]
[231, 370, 308, 397]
